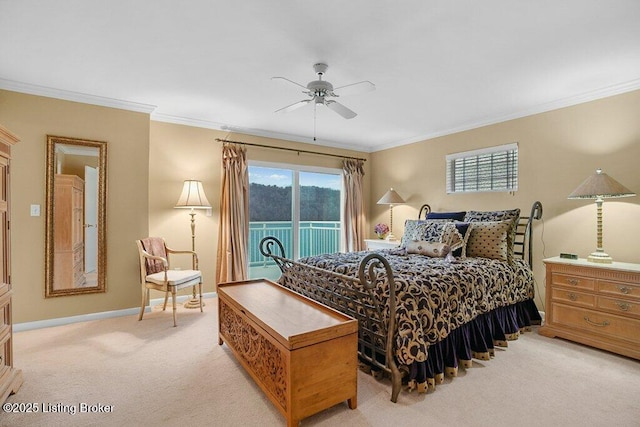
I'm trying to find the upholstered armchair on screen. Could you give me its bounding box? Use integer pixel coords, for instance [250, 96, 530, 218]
[135, 237, 203, 327]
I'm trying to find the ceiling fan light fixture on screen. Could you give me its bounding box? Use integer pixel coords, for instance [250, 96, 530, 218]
[272, 62, 374, 122]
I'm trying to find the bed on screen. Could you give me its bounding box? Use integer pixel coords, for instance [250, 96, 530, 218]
[259, 201, 543, 402]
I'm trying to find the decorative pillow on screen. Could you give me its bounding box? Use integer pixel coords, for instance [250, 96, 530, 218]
[464, 209, 520, 263]
[465, 220, 511, 262]
[401, 220, 426, 248]
[406, 241, 450, 257]
[426, 211, 466, 221]
[401, 219, 451, 248]
[440, 222, 473, 258]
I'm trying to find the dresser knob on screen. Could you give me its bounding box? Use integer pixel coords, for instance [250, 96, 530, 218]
[617, 286, 631, 294]
[583, 316, 610, 327]
[567, 278, 579, 286]
[616, 302, 631, 312]
[568, 293, 577, 301]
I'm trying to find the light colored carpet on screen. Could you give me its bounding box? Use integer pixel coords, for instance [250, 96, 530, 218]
[3, 297, 640, 427]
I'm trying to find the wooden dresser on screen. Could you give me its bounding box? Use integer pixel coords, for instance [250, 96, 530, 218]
[218, 279, 358, 427]
[540, 257, 640, 359]
[0, 124, 22, 403]
[54, 174, 85, 289]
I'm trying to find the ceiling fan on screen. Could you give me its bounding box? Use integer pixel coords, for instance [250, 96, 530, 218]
[272, 63, 375, 120]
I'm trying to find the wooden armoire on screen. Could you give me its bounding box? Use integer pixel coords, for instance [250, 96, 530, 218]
[54, 174, 85, 289]
[0, 124, 22, 403]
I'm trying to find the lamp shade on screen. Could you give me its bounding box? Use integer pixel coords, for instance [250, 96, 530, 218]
[377, 188, 405, 205]
[568, 169, 635, 199]
[175, 180, 211, 209]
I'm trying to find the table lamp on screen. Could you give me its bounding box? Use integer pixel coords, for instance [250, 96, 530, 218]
[568, 169, 635, 263]
[377, 188, 405, 241]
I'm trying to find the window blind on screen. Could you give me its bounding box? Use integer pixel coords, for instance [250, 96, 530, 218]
[446, 143, 518, 194]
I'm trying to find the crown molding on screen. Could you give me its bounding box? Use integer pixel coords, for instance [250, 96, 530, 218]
[151, 113, 370, 153]
[0, 78, 157, 114]
[3, 76, 638, 154]
[373, 78, 640, 152]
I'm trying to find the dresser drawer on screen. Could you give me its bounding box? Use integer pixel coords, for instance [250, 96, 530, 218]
[598, 280, 640, 301]
[597, 296, 640, 318]
[550, 288, 595, 308]
[551, 273, 595, 290]
[550, 302, 640, 344]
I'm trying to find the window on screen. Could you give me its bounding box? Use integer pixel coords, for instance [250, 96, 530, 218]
[247, 162, 343, 280]
[446, 143, 518, 194]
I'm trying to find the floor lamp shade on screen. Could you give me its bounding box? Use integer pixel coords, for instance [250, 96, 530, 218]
[175, 180, 211, 209]
[568, 169, 635, 263]
[377, 188, 405, 241]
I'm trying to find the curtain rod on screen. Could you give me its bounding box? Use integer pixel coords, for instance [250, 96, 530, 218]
[215, 138, 366, 162]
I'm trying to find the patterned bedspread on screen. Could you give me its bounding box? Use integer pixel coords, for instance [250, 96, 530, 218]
[279, 249, 534, 366]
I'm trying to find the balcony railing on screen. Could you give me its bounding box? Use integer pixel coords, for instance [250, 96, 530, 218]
[248, 221, 340, 268]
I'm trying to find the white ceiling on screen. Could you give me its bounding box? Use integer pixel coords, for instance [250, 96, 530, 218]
[2, 1, 640, 152]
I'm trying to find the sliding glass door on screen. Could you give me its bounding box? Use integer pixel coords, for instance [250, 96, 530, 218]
[298, 171, 341, 257]
[248, 163, 342, 280]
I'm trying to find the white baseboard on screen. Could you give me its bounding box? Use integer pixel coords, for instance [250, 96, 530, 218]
[13, 292, 217, 332]
[14, 297, 545, 333]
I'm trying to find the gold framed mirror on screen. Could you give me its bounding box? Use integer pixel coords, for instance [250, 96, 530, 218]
[45, 135, 107, 297]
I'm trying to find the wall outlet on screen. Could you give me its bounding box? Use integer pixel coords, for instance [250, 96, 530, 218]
[30, 204, 41, 217]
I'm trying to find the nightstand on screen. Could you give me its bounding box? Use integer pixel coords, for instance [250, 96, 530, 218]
[539, 257, 640, 360]
[364, 239, 400, 250]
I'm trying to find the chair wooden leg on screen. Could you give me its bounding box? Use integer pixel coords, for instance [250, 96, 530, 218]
[171, 288, 177, 327]
[199, 283, 203, 312]
[162, 290, 169, 311]
[138, 287, 148, 321]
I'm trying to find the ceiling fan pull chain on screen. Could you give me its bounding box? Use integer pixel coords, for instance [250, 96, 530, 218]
[313, 102, 317, 141]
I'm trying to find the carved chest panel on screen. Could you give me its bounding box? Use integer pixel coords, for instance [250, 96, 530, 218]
[218, 279, 358, 427]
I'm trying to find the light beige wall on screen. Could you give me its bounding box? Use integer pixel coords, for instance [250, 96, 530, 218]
[4, 86, 637, 322]
[0, 90, 150, 323]
[370, 89, 640, 307]
[148, 121, 371, 297]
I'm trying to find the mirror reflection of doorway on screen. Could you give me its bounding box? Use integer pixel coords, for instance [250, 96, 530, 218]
[84, 165, 98, 286]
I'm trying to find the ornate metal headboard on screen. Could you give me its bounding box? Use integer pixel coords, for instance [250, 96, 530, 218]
[418, 204, 431, 219]
[417, 201, 543, 267]
[513, 201, 543, 266]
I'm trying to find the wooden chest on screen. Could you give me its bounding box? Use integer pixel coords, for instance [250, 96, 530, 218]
[539, 257, 640, 359]
[218, 279, 358, 426]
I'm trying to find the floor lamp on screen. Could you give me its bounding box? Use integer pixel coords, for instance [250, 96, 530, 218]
[377, 188, 405, 241]
[175, 180, 211, 308]
[568, 169, 635, 263]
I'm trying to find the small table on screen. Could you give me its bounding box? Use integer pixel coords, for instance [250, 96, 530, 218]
[364, 238, 400, 250]
[218, 279, 358, 427]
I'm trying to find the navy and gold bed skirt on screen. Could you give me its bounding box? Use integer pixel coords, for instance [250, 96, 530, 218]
[370, 298, 541, 391]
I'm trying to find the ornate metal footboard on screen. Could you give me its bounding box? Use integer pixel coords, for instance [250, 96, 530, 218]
[259, 237, 403, 402]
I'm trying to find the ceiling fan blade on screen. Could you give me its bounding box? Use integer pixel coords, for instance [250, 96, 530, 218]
[333, 80, 375, 97]
[275, 99, 311, 113]
[271, 76, 308, 91]
[325, 100, 357, 119]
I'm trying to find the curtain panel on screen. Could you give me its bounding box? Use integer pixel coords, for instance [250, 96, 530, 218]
[342, 159, 366, 252]
[216, 143, 249, 284]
